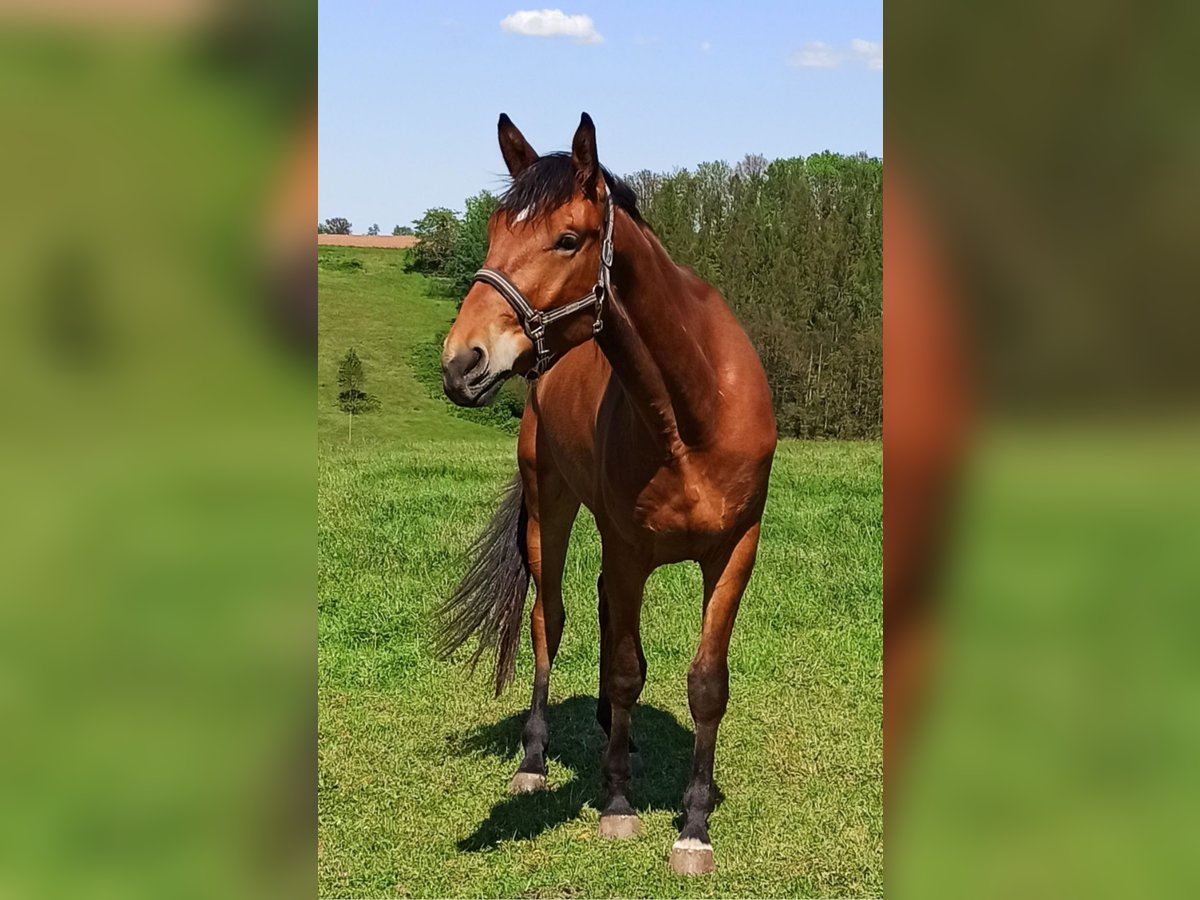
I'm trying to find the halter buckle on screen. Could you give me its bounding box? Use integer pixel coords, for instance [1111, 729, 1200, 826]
[526, 311, 545, 338]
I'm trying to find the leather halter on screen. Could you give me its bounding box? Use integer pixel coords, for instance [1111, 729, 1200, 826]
[472, 192, 614, 379]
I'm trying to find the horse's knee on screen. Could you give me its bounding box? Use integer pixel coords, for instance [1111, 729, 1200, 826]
[608, 674, 641, 709]
[606, 648, 645, 709]
[687, 658, 729, 724]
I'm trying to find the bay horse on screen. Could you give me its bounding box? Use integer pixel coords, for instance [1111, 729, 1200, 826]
[437, 113, 776, 876]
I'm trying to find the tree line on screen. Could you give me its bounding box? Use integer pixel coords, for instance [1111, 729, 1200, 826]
[318, 217, 415, 236]
[402, 152, 881, 439]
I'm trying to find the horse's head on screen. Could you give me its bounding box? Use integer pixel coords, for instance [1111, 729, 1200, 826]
[442, 113, 611, 406]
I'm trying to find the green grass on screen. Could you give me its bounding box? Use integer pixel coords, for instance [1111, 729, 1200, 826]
[318, 248, 882, 898]
[318, 247, 525, 448]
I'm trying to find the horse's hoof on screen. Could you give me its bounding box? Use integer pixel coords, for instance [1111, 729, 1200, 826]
[598, 814, 641, 839]
[509, 772, 546, 794]
[670, 838, 716, 875]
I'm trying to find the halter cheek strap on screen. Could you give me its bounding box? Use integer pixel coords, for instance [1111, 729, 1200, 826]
[473, 192, 614, 379]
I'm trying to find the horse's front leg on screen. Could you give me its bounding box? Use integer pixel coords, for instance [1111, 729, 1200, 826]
[510, 473, 578, 793]
[596, 572, 644, 769]
[596, 540, 650, 838]
[671, 523, 761, 875]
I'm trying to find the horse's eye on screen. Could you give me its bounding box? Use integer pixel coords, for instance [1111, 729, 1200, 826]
[554, 233, 579, 252]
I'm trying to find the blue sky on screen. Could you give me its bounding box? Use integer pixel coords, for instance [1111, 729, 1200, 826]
[318, 1, 881, 231]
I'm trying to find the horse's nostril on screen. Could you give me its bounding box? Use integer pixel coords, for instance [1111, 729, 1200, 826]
[444, 346, 489, 393]
[467, 347, 487, 376]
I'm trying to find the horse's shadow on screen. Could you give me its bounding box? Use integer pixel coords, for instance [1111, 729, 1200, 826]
[449, 695, 701, 851]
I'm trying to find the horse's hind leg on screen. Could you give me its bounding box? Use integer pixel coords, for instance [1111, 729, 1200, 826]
[596, 539, 650, 838]
[510, 464, 579, 793]
[671, 523, 761, 875]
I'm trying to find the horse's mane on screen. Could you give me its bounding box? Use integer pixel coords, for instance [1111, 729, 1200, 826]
[499, 152, 644, 226]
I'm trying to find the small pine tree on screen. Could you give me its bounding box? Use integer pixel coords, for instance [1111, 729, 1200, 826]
[336, 348, 379, 442]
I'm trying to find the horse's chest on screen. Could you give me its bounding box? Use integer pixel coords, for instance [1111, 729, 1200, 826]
[639, 477, 728, 536]
[601, 459, 735, 544]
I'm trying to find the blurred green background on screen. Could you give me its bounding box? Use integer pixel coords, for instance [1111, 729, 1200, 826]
[0, 6, 313, 900]
[888, 0, 1200, 897]
[5, 0, 1200, 898]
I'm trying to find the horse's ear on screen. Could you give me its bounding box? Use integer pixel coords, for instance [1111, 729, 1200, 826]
[571, 112, 600, 197]
[498, 113, 538, 177]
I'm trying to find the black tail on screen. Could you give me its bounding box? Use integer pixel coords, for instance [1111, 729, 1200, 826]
[434, 472, 530, 696]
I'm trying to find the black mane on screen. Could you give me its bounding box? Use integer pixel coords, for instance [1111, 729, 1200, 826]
[499, 152, 644, 226]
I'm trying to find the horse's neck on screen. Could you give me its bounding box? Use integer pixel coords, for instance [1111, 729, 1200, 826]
[597, 215, 719, 452]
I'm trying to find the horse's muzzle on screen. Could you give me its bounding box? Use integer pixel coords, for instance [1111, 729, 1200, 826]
[442, 346, 499, 407]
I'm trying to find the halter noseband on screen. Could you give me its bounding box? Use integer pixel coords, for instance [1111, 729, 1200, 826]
[472, 192, 614, 379]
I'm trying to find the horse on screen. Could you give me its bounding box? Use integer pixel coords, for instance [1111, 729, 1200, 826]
[437, 112, 777, 876]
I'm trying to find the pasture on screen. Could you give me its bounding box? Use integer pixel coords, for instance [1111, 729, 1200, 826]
[317, 248, 882, 898]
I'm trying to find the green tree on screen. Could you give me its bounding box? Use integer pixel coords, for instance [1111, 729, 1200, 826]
[449, 191, 500, 298]
[392, 224, 414, 236]
[336, 348, 379, 442]
[634, 152, 882, 438]
[322, 217, 351, 235]
[367, 223, 380, 236]
[406, 207, 460, 276]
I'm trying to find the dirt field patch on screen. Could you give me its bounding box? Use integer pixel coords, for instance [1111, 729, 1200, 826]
[318, 234, 417, 249]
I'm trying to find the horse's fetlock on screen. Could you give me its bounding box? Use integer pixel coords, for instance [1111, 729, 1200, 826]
[683, 781, 716, 812]
[522, 715, 548, 751]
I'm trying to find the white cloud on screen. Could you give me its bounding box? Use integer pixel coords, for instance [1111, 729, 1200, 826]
[500, 9, 603, 44]
[850, 38, 883, 71]
[699, 40, 712, 53]
[789, 40, 839, 68]
[788, 38, 882, 71]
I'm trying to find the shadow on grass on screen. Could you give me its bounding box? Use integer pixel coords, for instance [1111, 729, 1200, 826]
[450, 695, 704, 850]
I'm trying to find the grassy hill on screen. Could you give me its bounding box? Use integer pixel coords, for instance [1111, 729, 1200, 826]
[318, 248, 882, 898]
[318, 247, 517, 449]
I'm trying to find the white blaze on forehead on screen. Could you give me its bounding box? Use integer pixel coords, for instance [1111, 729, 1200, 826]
[513, 205, 532, 223]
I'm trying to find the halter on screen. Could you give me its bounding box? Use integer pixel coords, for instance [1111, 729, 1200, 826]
[472, 192, 614, 380]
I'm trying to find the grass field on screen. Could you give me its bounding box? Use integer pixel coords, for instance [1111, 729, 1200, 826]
[317, 248, 882, 898]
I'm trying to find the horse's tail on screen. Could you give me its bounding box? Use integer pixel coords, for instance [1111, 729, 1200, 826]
[434, 471, 530, 696]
